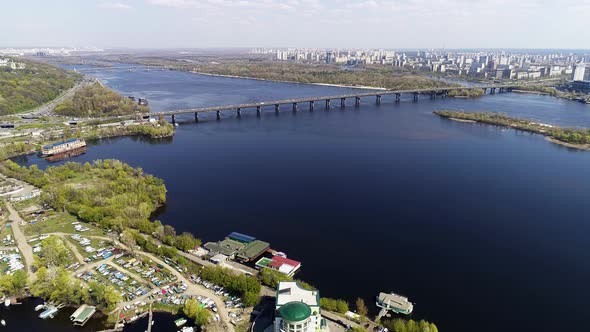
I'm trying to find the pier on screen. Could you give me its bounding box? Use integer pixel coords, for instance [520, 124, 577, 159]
[152, 85, 515, 122]
[146, 302, 153, 332]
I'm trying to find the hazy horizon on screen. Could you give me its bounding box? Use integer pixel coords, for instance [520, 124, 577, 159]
[2, 0, 589, 50]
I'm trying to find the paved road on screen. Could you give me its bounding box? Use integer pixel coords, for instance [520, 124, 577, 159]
[19, 77, 95, 118]
[5, 201, 34, 275]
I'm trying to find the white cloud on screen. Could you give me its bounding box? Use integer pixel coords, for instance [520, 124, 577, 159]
[99, 2, 133, 10]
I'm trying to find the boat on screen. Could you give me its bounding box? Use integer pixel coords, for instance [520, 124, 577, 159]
[376, 292, 414, 315]
[1, 320, 5, 326]
[34, 304, 45, 311]
[175, 318, 187, 327]
[179, 327, 194, 332]
[4, 299, 9, 307]
[45, 146, 86, 162]
[41, 138, 87, 157]
[39, 306, 58, 319]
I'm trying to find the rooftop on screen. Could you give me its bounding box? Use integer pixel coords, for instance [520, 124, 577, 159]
[278, 301, 312, 322]
[276, 281, 319, 307]
[42, 138, 83, 150]
[70, 304, 96, 325]
[236, 240, 269, 261]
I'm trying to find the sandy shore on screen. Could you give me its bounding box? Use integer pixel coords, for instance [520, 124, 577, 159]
[189, 71, 387, 90]
[546, 137, 590, 151]
[512, 89, 550, 95]
[448, 117, 477, 123]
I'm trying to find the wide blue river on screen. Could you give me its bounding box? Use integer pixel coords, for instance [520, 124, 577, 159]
[11, 66, 590, 332]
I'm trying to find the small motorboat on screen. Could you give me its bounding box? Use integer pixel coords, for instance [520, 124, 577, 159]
[35, 304, 45, 311]
[4, 299, 10, 307]
[175, 318, 187, 327]
[1, 319, 5, 326]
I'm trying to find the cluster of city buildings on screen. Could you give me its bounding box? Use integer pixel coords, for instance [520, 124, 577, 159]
[252, 48, 590, 82]
[0, 57, 26, 70]
[0, 47, 103, 57]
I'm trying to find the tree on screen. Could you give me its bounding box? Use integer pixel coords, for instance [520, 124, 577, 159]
[355, 297, 368, 317]
[260, 268, 292, 288]
[183, 299, 210, 326]
[87, 281, 122, 311]
[11, 269, 28, 295]
[121, 229, 138, 252]
[36, 236, 70, 268]
[175, 232, 200, 251]
[32, 267, 85, 305]
[320, 298, 349, 314]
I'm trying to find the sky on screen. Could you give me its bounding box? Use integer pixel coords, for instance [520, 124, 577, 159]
[1, 0, 589, 49]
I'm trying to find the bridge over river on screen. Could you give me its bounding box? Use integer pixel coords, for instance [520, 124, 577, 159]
[152, 85, 515, 122]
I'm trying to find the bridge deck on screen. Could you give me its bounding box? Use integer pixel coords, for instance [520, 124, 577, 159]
[155, 85, 513, 116]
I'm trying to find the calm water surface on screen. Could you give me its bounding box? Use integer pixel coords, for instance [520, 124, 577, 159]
[12, 67, 590, 332]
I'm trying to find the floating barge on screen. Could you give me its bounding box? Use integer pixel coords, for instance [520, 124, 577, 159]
[376, 292, 414, 317]
[41, 138, 87, 157]
[70, 304, 96, 326]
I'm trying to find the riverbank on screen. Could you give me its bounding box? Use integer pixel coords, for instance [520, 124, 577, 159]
[190, 70, 388, 90]
[0, 120, 175, 161]
[434, 110, 590, 151]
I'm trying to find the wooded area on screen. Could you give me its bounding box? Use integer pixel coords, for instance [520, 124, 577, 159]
[0, 58, 80, 114]
[55, 82, 149, 117]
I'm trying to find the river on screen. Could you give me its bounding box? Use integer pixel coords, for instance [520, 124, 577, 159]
[11, 65, 590, 332]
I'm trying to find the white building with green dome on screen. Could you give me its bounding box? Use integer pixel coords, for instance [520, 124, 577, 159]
[274, 281, 329, 332]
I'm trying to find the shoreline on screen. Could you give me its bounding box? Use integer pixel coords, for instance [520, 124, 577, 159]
[511, 89, 550, 95]
[545, 137, 590, 151]
[435, 110, 590, 151]
[189, 70, 388, 90]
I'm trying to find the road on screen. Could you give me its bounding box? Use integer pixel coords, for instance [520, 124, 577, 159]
[19, 77, 95, 118]
[5, 201, 34, 276]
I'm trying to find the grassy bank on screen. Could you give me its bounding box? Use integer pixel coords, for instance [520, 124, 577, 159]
[434, 110, 590, 150]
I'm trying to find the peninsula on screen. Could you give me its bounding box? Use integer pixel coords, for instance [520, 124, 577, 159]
[434, 110, 590, 150]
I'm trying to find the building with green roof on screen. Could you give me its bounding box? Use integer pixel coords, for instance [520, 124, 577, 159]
[274, 281, 328, 332]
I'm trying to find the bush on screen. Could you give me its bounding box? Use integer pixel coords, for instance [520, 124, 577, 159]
[320, 298, 349, 314]
[381, 319, 438, 332]
[200, 266, 261, 306]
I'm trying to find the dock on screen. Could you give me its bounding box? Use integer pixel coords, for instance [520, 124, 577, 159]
[146, 302, 153, 332]
[70, 304, 97, 326]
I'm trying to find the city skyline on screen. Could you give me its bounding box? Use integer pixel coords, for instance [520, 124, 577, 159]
[2, 0, 590, 49]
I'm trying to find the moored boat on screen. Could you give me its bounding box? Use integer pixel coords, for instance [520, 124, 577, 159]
[34, 304, 45, 311]
[39, 306, 59, 319]
[376, 292, 414, 315]
[175, 318, 187, 327]
[179, 327, 194, 332]
[41, 138, 86, 157]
